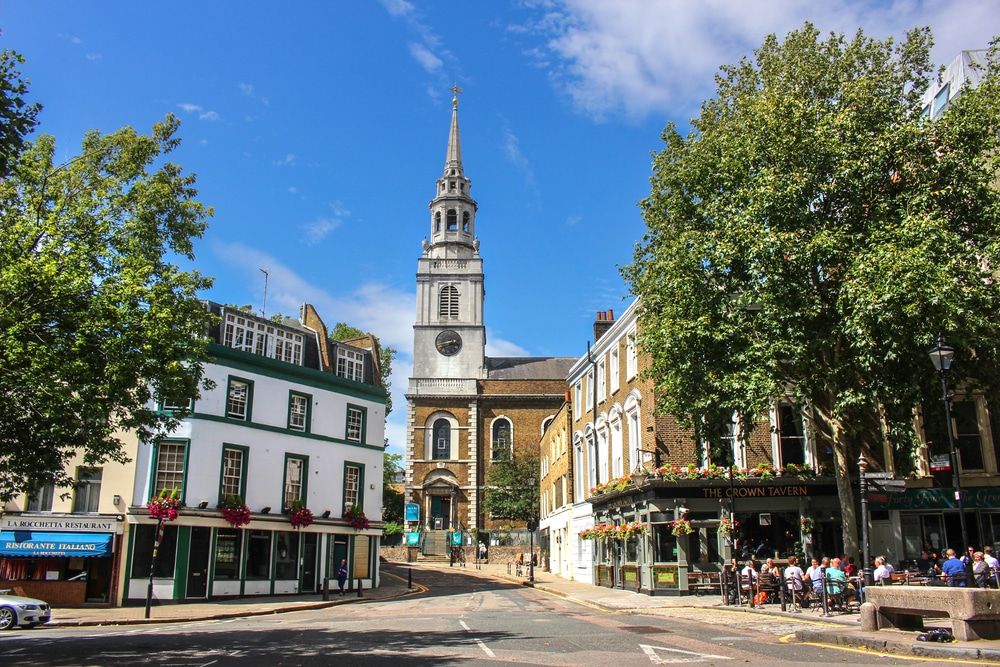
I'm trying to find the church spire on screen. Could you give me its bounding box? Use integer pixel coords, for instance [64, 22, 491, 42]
[428, 84, 477, 251]
[444, 84, 463, 176]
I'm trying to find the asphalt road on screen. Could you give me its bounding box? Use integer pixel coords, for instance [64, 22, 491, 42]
[0, 566, 975, 666]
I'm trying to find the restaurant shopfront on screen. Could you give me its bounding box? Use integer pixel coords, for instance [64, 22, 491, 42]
[587, 475, 840, 595]
[0, 514, 125, 606]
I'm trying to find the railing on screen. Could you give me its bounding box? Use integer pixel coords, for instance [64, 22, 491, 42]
[409, 378, 477, 395]
[432, 260, 468, 270]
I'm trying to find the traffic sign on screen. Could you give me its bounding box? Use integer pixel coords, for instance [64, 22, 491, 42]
[862, 472, 895, 479]
[871, 479, 906, 493]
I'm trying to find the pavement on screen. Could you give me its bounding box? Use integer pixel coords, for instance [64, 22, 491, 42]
[43, 559, 1000, 663]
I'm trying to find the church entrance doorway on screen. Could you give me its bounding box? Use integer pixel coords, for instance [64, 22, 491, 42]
[430, 496, 451, 530]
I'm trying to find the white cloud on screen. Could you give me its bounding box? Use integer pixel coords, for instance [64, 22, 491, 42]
[486, 334, 529, 357]
[409, 42, 443, 72]
[287, 186, 297, 194]
[380, 0, 415, 17]
[238, 82, 254, 96]
[177, 102, 221, 121]
[272, 153, 296, 167]
[566, 214, 581, 226]
[301, 218, 341, 245]
[517, 0, 1000, 121]
[85, 52, 102, 62]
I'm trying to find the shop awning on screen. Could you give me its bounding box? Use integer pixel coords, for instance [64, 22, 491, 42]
[0, 530, 113, 558]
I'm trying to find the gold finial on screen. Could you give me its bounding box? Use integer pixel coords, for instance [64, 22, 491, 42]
[450, 83, 463, 107]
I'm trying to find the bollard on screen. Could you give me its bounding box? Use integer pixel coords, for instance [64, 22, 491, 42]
[819, 567, 830, 617]
[408, 567, 412, 590]
[357, 577, 363, 598]
[323, 577, 330, 601]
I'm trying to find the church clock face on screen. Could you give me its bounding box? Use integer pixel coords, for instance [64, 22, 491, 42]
[435, 330, 463, 356]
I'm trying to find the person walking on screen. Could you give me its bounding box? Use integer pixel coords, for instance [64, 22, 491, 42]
[337, 559, 349, 595]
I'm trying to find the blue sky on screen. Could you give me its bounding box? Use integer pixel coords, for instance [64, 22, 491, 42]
[4, 1, 995, 453]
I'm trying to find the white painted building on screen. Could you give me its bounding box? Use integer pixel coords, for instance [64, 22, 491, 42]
[124, 302, 387, 604]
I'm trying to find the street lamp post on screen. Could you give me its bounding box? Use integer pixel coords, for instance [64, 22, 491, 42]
[928, 335, 969, 553]
[528, 477, 536, 584]
[857, 455, 872, 588]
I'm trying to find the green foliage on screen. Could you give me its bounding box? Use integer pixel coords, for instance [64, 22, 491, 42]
[0, 57, 215, 501]
[625, 25, 1000, 554]
[0, 50, 40, 178]
[331, 322, 397, 415]
[481, 453, 540, 523]
[382, 451, 404, 524]
[382, 521, 403, 536]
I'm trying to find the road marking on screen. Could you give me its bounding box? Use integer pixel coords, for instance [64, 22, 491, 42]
[639, 644, 732, 664]
[459, 619, 496, 658]
[788, 638, 991, 665]
[709, 636, 747, 641]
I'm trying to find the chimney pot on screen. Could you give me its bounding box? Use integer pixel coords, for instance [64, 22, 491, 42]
[607, 309, 614, 320]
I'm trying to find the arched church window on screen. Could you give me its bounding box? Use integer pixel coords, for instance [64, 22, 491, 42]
[462, 211, 470, 232]
[439, 285, 459, 319]
[492, 418, 512, 460]
[432, 419, 450, 460]
[435, 211, 441, 233]
[449, 181, 456, 191]
[447, 209, 458, 231]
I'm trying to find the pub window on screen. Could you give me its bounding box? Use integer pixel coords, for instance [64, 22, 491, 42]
[275, 532, 297, 580]
[246, 530, 272, 579]
[132, 524, 178, 578]
[492, 418, 512, 460]
[432, 419, 451, 460]
[625, 532, 639, 562]
[653, 525, 678, 562]
[220, 446, 247, 501]
[288, 392, 310, 432]
[343, 463, 362, 514]
[226, 378, 252, 420]
[777, 402, 806, 466]
[152, 441, 186, 498]
[213, 529, 243, 580]
[283, 455, 307, 509]
[346, 405, 365, 442]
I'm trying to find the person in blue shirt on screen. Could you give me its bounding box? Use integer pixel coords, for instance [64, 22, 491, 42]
[941, 549, 967, 586]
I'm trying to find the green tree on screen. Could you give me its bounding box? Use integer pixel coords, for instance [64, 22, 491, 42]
[382, 452, 404, 523]
[0, 50, 40, 177]
[481, 454, 540, 523]
[331, 322, 396, 416]
[0, 59, 214, 501]
[625, 26, 1000, 555]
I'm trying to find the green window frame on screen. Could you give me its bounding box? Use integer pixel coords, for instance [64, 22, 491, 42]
[345, 404, 367, 443]
[225, 376, 254, 421]
[148, 438, 190, 502]
[287, 390, 312, 433]
[282, 453, 309, 510]
[218, 444, 249, 504]
[342, 461, 365, 514]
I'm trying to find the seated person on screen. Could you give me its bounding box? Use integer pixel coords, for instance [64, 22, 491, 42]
[972, 552, 990, 587]
[825, 558, 856, 604]
[915, 550, 931, 572]
[941, 549, 967, 587]
[760, 557, 776, 576]
[784, 556, 805, 598]
[810, 557, 830, 593]
[872, 556, 893, 584]
[740, 559, 758, 585]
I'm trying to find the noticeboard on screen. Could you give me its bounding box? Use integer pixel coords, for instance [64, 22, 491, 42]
[404, 503, 420, 522]
[405, 532, 420, 547]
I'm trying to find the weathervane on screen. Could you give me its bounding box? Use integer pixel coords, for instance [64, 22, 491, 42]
[451, 83, 463, 107]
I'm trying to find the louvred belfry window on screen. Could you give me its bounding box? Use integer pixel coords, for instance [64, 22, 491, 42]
[439, 286, 459, 319]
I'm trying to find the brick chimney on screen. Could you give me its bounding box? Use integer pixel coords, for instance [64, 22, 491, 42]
[593, 309, 615, 342]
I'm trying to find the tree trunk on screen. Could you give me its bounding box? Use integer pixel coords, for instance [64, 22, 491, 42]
[830, 414, 860, 558]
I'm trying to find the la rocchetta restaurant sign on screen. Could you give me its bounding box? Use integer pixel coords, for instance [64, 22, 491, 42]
[1, 516, 124, 534]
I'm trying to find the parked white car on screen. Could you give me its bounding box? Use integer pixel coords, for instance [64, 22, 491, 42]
[0, 592, 51, 630]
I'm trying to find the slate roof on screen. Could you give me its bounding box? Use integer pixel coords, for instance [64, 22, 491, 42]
[485, 356, 576, 380]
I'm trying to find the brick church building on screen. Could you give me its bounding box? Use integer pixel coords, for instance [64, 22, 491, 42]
[404, 93, 573, 548]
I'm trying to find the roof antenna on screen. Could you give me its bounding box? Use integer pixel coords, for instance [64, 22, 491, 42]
[259, 268, 269, 319]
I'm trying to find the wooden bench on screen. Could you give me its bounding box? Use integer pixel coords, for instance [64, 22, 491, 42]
[687, 571, 721, 595]
[862, 586, 1000, 641]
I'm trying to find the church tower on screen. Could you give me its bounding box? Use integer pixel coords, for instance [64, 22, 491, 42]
[411, 90, 486, 381]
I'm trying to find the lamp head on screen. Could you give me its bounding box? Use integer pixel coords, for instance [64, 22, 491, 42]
[928, 335, 955, 373]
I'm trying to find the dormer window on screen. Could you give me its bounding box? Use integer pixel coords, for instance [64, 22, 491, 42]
[336, 348, 364, 382]
[223, 312, 302, 364]
[447, 209, 458, 231]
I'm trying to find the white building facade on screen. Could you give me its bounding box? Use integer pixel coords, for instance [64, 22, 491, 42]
[124, 303, 387, 604]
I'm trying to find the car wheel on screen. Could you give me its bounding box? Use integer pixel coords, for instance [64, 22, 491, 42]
[0, 606, 16, 631]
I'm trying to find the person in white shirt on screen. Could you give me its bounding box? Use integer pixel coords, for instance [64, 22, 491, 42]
[872, 556, 893, 583]
[760, 557, 776, 576]
[984, 546, 999, 570]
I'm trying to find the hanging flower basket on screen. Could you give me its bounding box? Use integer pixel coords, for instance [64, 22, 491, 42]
[147, 488, 181, 521]
[718, 516, 739, 537]
[343, 504, 369, 530]
[799, 516, 815, 533]
[615, 521, 649, 540]
[670, 518, 694, 537]
[288, 500, 314, 529]
[220, 495, 252, 528]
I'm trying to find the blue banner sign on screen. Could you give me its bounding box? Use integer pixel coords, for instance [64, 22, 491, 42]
[451, 531, 463, 546]
[405, 531, 420, 546]
[0, 530, 113, 558]
[404, 503, 420, 522]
